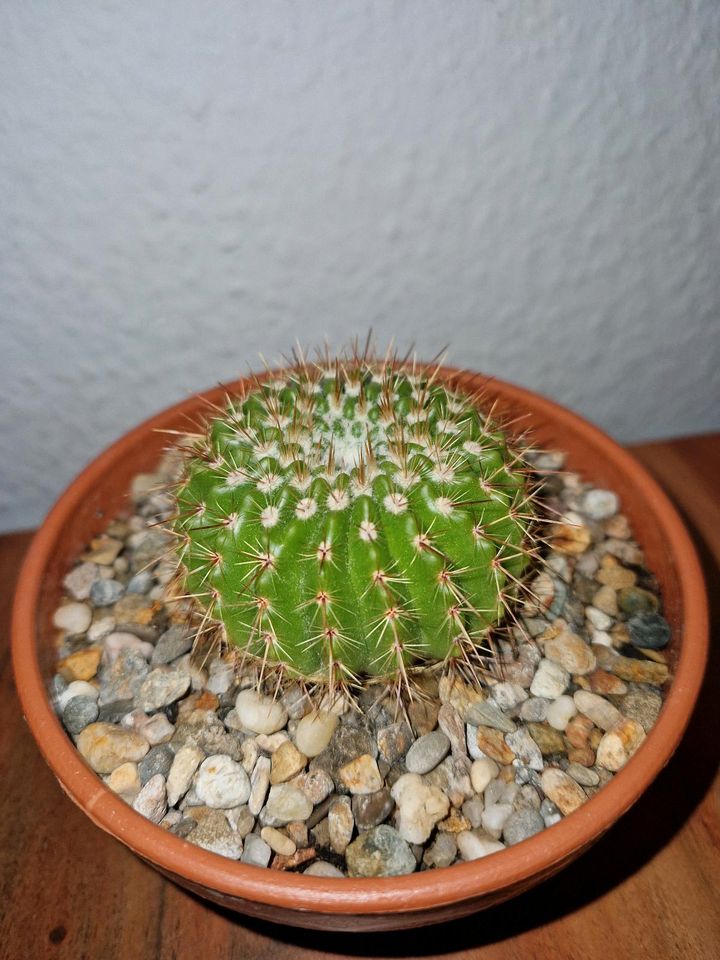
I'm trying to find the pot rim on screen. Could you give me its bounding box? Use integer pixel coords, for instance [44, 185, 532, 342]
[11, 365, 708, 917]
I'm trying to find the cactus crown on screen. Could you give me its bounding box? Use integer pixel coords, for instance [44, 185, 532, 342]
[170, 345, 539, 703]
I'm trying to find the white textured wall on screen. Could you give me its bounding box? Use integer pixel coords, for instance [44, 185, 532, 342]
[1, 1, 719, 532]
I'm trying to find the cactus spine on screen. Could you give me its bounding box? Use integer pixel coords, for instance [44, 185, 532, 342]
[171, 346, 539, 701]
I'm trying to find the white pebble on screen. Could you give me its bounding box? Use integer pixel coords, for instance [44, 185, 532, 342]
[481, 803, 513, 839]
[57, 680, 99, 712]
[87, 617, 116, 643]
[133, 774, 167, 824]
[294, 710, 338, 757]
[456, 831, 506, 861]
[166, 745, 204, 806]
[586, 606, 613, 631]
[573, 690, 623, 731]
[53, 602, 92, 634]
[195, 755, 251, 809]
[235, 689, 288, 735]
[248, 756, 271, 816]
[104, 631, 153, 663]
[260, 826, 296, 857]
[581, 489, 619, 521]
[391, 773, 450, 844]
[304, 861, 345, 878]
[530, 658, 570, 699]
[546, 695, 578, 731]
[470, 757, 500, 794]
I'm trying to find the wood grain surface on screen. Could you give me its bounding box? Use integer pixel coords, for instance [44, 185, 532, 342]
[1, 435, 718, 960]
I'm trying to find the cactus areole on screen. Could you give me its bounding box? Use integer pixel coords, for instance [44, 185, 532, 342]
[171, 353, 538, 699]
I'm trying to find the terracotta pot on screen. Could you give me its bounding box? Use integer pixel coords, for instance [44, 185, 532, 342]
[12, 365, 708, 932]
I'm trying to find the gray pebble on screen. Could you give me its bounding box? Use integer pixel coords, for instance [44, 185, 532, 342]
[127, 570, 154, 594]
[90, 579, 126, 607]
[540, 797, 562, 828]
[503, 807, 545, 845]
[627, 613, 671, 650]
[464, 700, 516, 734]
[63, 696, 99, 734]
[151, 626, 194, 665]
[423, 832, 457, 869]
[138, 744, 174, 785]
[519, 697, 550, 723]
[241, 833, 272, 867]
[345, 825, 416, 878]
[622, 686, 663, 732]
[138, 668, 190, 712]
[405, 731, 450, 775]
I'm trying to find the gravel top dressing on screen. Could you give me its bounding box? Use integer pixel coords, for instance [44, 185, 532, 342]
[50, 446, 671, 878]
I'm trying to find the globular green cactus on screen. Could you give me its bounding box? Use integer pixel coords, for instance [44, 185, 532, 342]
[171, 346, 538, 700]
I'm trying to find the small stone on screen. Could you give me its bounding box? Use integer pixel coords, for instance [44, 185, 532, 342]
[261, 826, 296, 857]
[190, 809, 243, 859]
[462, 796, 485, 829]
[235, 689, 288, 735]
[103, 632, 153, 664]
[296, 768, 335, 806]
[580, 489, 619, 521]
[596, 558, 636, 590]
[530, 659, 570, 699]
[104, 761, 141, 800]
[407, 699, 440, 737]
[62, 695, 99, 734]
[622, 687, 663, 732]
[593, 585, 619, 616]
[53, 602, 93, 635]
[405, 731, 451, 774]
[423, 832, 457, 869]
[270, 741, 307, 784]
[594, 647, 669, 685]
[565, 714, 594, 748]
[166, 745, 205, 806]
[206, 658, 236, 695]
[285, 821, 309, 849]
[546, 695, 577, 731]
[551, 518, 591, 554]
[248, 756, 272, 815]
[465, 700, 516, 734]
[618, 586, 660, 617]
[437, 809, 471, 833]
[270, 846, 317, 871]
[151, 626, 193, 665]
[138, 744, 174, 785]
[588, 668, 628, 696]
[438, 675, 485, 717]
[596, 718, 646, 771]
[525, 722, 566, 756]
[138, 668, 191, 712]
[345, 825, 416, 878]
[519, 697, 549, 723]
[90, 579, 125, 607]
[352, 788, 395, 831]
[541, 767, 588, 815]
[304, 861, 344, 877]
[503, 807, 545, 845]
[489, 682, 527, 711]
[58, 647, 102, 685]
[240, 833, 271, 867]
[456, 831, 505, 860]
[568, 745, 597, 767]
[225, 805, 255, 836]
[481, 802, 513, 839]
[195, 755, 251, 808]
[543, 627, 596, 676]
[57, 680, 98, 711]
[627, 613, 671, 650]
[63, 562, 100, 600]
[76, 722, 149, 774]
[87, 617, 116, 643]
[376, 722, 414, 764]
[294, 710, 338, 757]
[338, 755, 383, 795]
[133, 774, 168, 823]
[437, 704, 468, 757]
[470, 757, 499, 794]
[573, 690, 623, 731]
[84, 535, 123, 565]
[505, 727, 544, 769]
[328, 797, 355, 854]
[141, 713, 175, 745]
[263, 784, 313, 825]
[540, 797, 562, 827]
[566, 763, 600, 786]
[391, 773, 450, 844]
[585, 606, 613, 631]
[126, 570, 154, 594]
[474, 726, 516, 765]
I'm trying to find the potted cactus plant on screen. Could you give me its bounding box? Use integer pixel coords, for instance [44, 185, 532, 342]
[11, 340, 708, 931]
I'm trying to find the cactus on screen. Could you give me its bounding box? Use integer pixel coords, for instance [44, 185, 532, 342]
[170, 345, 539, 702]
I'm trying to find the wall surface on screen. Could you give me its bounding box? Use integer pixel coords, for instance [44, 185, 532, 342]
[1, 1, 719, 532]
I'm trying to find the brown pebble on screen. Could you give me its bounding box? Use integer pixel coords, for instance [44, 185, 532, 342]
[595, 556, 636, 590]
[551, 522, 591, 555]
[437, 810, 471, 833]
[567, 745, 596, 767]
[408, 699, 439, 737]
[588, 668, 628, 696]
[270, 847, 317, 871]
[565, 714, 594, 749]
[57, 646, 102, 682]
[475, 726, 516, 765]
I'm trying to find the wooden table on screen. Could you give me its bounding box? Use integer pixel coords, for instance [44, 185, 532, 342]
[2, 435, 719, 960]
